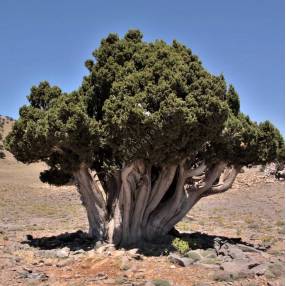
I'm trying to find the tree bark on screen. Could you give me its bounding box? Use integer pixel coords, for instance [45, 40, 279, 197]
[73, 160, 240, 246]
[73, 164, 107, 240]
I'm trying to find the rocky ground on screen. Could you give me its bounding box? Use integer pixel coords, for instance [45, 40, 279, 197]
[0, 148, 284, 286]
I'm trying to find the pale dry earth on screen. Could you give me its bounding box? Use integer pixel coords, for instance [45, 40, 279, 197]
[0, 116, 284, 286]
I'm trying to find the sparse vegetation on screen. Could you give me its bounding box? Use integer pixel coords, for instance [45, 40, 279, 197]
[248, 223, 260, 229]
[212, 271, 233, 282]
[262, 235, 274, 244]
[236, 228, 241, 236]
[265, 262, 284, 278]
[275, 220, 284, 227]
[244, 216, 254, 224]
[152, 279, 171, 286]
[172, 238, 190, 254]
[176, 221, 191, 232]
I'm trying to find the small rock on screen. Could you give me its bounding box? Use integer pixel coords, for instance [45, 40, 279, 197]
[120, 256, 131, 271]
[134, 273, 145, 279]
[186, 250, 202, 261]
[199, 257, 221, 265]
[73, 249, 85, 255]
[218, 243, 247, 260]
[199, 263, 220, 270]
[56, 247, 70, 258]
[127, 248, 142, 260]
[128, 248, 139, 255]
[168, 253, 194, 267]
[18, 270, 48, 281]
[96, 243, 115, 254]
[250, 263, 269, 276]
[112, 249, 126, 257]
[115, 276, 128, 284]
[228, 246, 247, 260]
[56, 258, 72, 267]
[89, 272, 108, 281]
[14, 257, 21, 263]
[44, 258, 54, 266]
[203, 249, 217, 259]
[236, 244, 261, 253]
[86, 249, 96, 257]
[220, 260, 248, 273]
[22, 267, 32, 273]
[256, 243, 271, 251]
[38, 249, 56, 259]
[220, 260, 255, 279]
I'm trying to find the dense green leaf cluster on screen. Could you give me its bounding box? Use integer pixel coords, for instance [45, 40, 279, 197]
[5, 30, 284, 184]
[205, 113, 284, 166]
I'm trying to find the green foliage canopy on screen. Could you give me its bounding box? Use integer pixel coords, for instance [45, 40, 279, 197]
[5, 30, 284, 184]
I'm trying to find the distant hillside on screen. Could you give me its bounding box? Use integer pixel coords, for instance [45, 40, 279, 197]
[0, 115, 15, 139]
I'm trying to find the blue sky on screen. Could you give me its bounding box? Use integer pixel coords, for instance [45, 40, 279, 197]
[0, 0, 284, 134]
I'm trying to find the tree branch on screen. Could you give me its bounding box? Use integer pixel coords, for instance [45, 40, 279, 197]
[201, 165, 240, 197]
[196, 161, 227, 194]
[120, 162, 136, 244]
[155, 161, 227, 236]
[142, 164, 177, 226]
[184, 161, 207, 178]
[130, 166, 151, 242]
[73, 164, 107, 239]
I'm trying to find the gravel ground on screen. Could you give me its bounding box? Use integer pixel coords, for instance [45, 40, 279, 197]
[0, 153, 284, 286]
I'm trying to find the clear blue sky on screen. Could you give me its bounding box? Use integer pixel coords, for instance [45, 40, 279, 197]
[0, 0, 284, 134]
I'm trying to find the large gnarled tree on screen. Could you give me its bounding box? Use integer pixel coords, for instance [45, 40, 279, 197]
[5, 30, 284, 246]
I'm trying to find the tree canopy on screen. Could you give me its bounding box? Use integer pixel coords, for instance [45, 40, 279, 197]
[6, 30, 284, 182]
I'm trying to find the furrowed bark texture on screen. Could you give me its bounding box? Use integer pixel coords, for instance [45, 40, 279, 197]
[73, 160, 240, 246]
[73, 164, 107, 240]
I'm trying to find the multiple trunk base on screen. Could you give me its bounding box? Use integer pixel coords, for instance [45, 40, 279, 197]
[73, 160, 240, 246]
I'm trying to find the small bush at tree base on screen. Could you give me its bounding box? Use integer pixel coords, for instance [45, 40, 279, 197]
[172, 238, 190, 254]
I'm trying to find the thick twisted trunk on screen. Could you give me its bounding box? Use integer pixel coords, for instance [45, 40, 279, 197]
[73, 160, 240, 246]
[73, 164, 107, 240]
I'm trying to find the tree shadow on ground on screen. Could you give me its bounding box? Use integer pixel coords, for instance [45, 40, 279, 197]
[22, 230, 95, 251]
[136, 231, 269, 256]
[179, 231, 243, 249]
[21, 229, 269, 255]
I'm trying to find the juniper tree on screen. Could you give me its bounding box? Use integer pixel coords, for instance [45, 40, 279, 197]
[5, 30, 284, 246]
